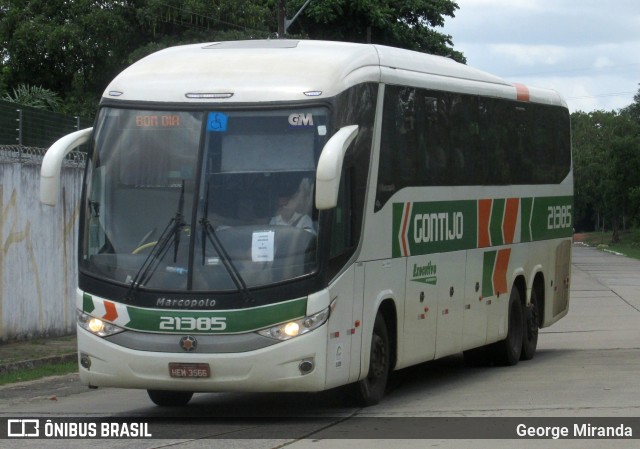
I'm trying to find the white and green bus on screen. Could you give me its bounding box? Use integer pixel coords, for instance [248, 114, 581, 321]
[41, 40, 572, 407]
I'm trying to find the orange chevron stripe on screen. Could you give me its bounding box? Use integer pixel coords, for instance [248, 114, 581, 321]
[513, 83, 530, 102]
[503, 198, 519, 244]
[102, 300, 118, 322]
[493, 248, 511, 296]
[401, 202, 411, 256]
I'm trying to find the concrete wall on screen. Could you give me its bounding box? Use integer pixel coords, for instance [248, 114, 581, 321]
[0, 162, 83, 341]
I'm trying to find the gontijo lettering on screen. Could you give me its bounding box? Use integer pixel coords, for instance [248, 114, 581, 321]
[414, 211, 464, 243]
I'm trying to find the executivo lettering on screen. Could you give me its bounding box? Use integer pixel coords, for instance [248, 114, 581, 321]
[411, 261, 438, 285]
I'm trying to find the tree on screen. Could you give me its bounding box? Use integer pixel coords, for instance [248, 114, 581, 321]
[3, 83, 61, 111]
[1, 0, 466, 116]
[621, 84, 640, 123]
[285, 0, 465, 62]
[0, 0, 273, 115]
[571, 108, 640, 238]
[571, 111, 614, 232]
[0, 0, 143, 116]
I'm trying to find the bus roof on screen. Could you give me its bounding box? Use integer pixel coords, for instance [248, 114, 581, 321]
[103, 40, 566, 107]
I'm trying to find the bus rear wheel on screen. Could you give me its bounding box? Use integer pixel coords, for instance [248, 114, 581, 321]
[521, 288, 540, 360]
[147, 390, 193, 406]
[489, 286, 524, 366]
[350, 313, 390, 406]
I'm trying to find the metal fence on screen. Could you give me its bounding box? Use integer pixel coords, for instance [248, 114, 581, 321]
[0, 144, 87, 167]
[0, 99, 92, 149]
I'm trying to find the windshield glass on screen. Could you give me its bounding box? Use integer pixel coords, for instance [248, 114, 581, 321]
[81, 107, 327, 293]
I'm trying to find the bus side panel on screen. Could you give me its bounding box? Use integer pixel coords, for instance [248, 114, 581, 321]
[348, 263, 365, 383]
[361, 258, 405, 377]
[324, 265, 357, 389]
[553, 239, 571, 317]
[483, 247, 514, 345]
[402, 254, 438, 368]
[463, 249, 489, 350]
[434, 250, 466, 359]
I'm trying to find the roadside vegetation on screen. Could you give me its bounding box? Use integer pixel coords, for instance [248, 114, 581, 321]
[576, 229, 640, 260]
[0, 361, 77, 386]
[0, 335, 77, 386]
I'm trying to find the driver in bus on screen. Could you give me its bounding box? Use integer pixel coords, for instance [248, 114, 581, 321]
[270, 177, 315, 233]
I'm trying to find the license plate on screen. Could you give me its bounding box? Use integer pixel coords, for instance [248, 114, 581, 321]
[169, 363, 210, 378]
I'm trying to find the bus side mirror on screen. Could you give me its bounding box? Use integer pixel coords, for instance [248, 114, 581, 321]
[315, 125, 359, 210]
[40, 128, 93, 206]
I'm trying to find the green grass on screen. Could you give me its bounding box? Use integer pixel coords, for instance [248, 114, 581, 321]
[0, 361, 78, 386]
[579, 229, 640, 260]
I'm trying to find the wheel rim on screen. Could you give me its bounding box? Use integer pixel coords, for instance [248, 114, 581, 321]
[369, 333, 387, 380]
[527, 300, 539, 341]
[509, 299, 522, 352]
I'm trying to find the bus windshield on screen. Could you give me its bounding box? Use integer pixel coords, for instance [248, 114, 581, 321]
[82, 107, 329, 293]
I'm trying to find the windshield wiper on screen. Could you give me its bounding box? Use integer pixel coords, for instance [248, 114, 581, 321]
[200, 183, 253, 304]
[125, 181, 186, 297]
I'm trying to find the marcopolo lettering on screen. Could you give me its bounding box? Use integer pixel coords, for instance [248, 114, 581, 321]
[156, 298, 217, 308]
[414, 211, 464, 243]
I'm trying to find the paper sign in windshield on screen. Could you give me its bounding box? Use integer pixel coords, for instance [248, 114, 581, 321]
[252, 231, 275, 262]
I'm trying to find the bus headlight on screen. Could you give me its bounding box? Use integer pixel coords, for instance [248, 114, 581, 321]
[257, 307, 329, 341]
[77, 310, 125, 337]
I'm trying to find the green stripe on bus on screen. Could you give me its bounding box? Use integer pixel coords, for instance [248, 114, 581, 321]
[521, 197, 533, 242]
[392, 203, 405, 257]
[489, 198, 505, 246]
[392, 195, 573, 258]
[482, 251, 496, 298]
[529, 196, 574, 240]
[83, 293, 95, 314]
[124, 297, 308, 334]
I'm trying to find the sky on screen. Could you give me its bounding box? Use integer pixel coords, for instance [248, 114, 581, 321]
[440, 0, 640, 112]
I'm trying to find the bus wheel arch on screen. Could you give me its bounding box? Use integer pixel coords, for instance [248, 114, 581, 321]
[351, 299, 397, 406]
[521, 273, 544, 360]
[490, 280, 525, 366]
[378, 299, 398, 372]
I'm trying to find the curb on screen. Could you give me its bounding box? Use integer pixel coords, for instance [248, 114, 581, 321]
[0, 353, 77, 376]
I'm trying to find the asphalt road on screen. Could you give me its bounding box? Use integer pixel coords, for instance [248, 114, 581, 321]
[1, 245, 639, 448]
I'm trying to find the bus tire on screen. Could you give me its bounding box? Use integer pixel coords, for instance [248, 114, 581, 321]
[147, 390, 193, 406]
[521, 288, 540, 360]
[351, 313, 390, 406]
[490, 286, 523, 366]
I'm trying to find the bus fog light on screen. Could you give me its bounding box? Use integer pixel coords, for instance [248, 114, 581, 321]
[80, 353, 91, 369]
[257, 308, 329, 341]
[299, 358, 315, 375]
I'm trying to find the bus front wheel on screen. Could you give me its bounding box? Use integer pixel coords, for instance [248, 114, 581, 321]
[350, 313, 390, 406]
[147, 390, 193, 406]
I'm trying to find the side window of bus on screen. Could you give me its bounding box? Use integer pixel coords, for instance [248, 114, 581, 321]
[328, 167, 359, 279]
[376, 86, 417, 210]
[330, 167, 353, 259]
[375, 84, 571, 212]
